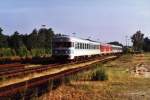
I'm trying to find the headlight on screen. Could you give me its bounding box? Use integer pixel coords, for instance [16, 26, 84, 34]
[65, 51, 68, 53]
[55, 51, 58, 54]
[65, 50, 70, 54]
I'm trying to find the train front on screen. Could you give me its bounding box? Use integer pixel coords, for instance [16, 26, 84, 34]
[52, 35, 74, 61]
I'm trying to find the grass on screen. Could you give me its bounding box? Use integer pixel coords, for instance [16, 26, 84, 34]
[39, 53, 150, 100]
[71, 54, 150, 99]
[91, 67, 108, 81]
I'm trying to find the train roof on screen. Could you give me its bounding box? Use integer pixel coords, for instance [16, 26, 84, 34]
[54, 35, 100, 44]
[54, 34, 123, 48]
[111, 44, 123, 48]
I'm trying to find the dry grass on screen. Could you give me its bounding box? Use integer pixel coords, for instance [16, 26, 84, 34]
[39, 53, 150, 100]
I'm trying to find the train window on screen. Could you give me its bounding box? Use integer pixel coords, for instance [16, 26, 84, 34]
[86, 44, 88, 49]
[78, 43, 80, 49]
[88, 44, 90, 49]
[97, 45, 99, 49]
[72, 42, 74, 47]
[53, 42, 71, 48]
[82, 43, 84, 49]
[83, 43, 84, 49]
[86, 44, 87, 49]
[89, 44, 91, 49]
[89, 44, 90, 49]
[79, 43, 80, 49]
[90, 44, 92, 49]
[79, 43, 81, 49]
[75, 43, 78, 49]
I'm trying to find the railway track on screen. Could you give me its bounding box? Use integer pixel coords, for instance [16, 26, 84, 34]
[0, 55, 119, 97]
[0, 64, 58, 79]
[0, 63, 25, 70]
[0, 56, 102, 79]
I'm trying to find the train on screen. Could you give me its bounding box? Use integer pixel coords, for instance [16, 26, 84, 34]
[52, 35, 122, 60]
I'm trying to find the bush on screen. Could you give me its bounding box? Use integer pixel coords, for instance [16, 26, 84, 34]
[91, 67, 108, 81]
[0, 48, 13, 57]
[18, 46, 30, 57]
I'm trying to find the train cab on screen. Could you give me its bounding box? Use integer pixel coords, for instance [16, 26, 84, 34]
[52, 35, 75, 60]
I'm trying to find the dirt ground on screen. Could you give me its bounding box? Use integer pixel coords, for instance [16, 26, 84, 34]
[39, 53, 150, 100]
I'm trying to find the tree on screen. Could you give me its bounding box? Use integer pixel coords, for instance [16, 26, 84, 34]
[0, 27, 55, 57]
[0, 27, 8, 48]
[37, 28, 47, 48]
[45, 28, 54, 49]
[131, 30, 144, 51]
[143, 37, 150, 52]
[0, 27, 2, 34]
[26, 29, 38, 50]
[8, 31, 24, 54]
[37, 28, 54, 49]
[21, 34, 28, 49]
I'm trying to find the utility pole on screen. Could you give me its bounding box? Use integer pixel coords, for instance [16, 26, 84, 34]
[128, 38, 130, 46]
[125, 35, 128, 47]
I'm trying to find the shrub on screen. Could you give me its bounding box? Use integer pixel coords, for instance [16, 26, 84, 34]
[18, 46, 30, 57]
[91, 67, 108, 81]
[0, 48, 14, 57]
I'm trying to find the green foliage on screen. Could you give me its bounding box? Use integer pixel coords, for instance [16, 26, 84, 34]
[91, 67, 108, 81]
[31, 48, 51, 57]
[131, 31, 150, 52]
[131, 30, 144, 52]
[26, 29, 38, 50]
[64, 63, 108, 82]
[0, 28, 8, 48]
[8, 31, 24, 54]
[37, 28, 54, 49]
[143, 37, 150, 52]
[0, 48, 13, 57]
[18, 46, 30, 57]
[0, 27, 54, 57]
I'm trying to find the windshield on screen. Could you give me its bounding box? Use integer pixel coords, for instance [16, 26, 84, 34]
[53, 42, 72, 48]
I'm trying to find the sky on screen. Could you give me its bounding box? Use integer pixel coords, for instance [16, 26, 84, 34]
[0, 0, 150, 45]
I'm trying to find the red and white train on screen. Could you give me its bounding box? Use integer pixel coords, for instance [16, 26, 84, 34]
[52, 35, 122, 60]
